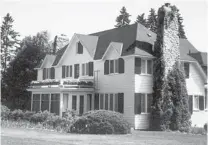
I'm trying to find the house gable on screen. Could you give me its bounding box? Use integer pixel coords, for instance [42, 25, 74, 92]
[102, 42, 123, 60]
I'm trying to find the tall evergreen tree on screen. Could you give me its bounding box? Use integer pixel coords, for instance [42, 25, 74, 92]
[1, 31, 51, 110]
[115, 6, 131, 28]
[1, 13, 20, 74]
[146, 8, 157, 33]
[177, 12, 187, 39]
[135, 13, 147, 27]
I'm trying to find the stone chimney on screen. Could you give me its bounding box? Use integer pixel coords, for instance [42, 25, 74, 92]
[53, 35, 58, 54]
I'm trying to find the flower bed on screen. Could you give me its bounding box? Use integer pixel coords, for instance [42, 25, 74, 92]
[30, 80, 60, 86]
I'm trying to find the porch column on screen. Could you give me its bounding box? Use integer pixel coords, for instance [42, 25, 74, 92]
[60, 93, 63, 117]
[31, 93, 33, 111]
[84, 94, 88, 113]
[68, 94, 72, 110]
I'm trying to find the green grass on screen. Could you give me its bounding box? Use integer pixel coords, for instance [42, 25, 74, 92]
[1, 127, 207, 145]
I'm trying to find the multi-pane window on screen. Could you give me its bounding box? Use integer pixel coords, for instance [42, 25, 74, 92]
[134, 93, 152, 114]
[94, 93, 99, 110]
[41, 94, 49, 112]
[43, 68, 55, 79]
[135, 57, 153, 75]
[51, 94, 60, 115]
[72, 95, 77, 110]
[194, 95, 205, 110]
[32, 94, 40, 112]
[104, 58, 124, 75]
[180, 61, 190, 78]
[70, 65, 73, 77]
[96, 93, 123, 113]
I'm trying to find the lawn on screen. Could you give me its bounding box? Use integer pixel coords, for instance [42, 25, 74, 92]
[1, 127, 207, 145]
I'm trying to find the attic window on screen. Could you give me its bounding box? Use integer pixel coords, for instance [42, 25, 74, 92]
[77, 42, 83, 54]
[147, 33, 152, 37]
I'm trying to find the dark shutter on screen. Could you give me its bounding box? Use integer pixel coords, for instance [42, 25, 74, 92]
[43, 68, 46, 80]
[104, 60, 109, 75]
[105, 94, 108, 110]
[66, 66, 69, 77]
[199, 96, 204, 110]
[51, 67, 55, 79]
[62, 65, 65, 78]
[134, 93, 141, 114]
[188, 95, 193, 114]
[135, 57, 141, 74]
[205, 90, 207, 109]
[184, 62, 189, 78]
[118, 93, 124, 113]
[89, 62, 94, 76]
[118, 58, 124, 74]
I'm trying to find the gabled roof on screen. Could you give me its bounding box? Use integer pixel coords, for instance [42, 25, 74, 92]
[52, 44, 69, 66]
[35, 54, 56, 69]
[76, 34, 98, 57]
[189, 52, 207, 66]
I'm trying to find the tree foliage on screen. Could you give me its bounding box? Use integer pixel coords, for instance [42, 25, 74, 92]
[1, 13, 20, 74]
[1, 31, 51, 110]
[146, 8, 157, 33]
[151, 3, 191, 132]
[177, 12, 187, 39]
[115, 6, 131, 28]
[135, 13, 147, 27]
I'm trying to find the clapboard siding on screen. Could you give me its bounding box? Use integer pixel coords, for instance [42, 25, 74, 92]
[186, 63, 205, 96]
[135, 114, 151, 130]
[135, 75, 153, 93]
[37, 69, 42, 81]
[191, 111, 208, 127]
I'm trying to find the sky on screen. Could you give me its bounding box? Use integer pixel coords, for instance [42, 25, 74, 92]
[1, 0, 208, 52]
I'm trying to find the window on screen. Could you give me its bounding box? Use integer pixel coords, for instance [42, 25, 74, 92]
[135, 57, 153, 75]
[184, 62, 190, 78]
[114, 93, 118, 112]
[188, 95, 193, 114]
[51, 94, 60, 115]
[72, 95, 77, 110]
[66, 66, 69, 77]
[79, 95, 84, 114]
[110, 94, 113, 111]
[41, 94, 49, 112]
[70, 65, 73, 77]
[63, 94, 69, 111]
[94, 93, 99, 110]
[32, 94, 40, 112]
[82, 64, 85, 76]
[86, 63, 89, 75]
[110, 60, 114, 73]
[105, 94, 108, 110]
[104, 58, 124, 75]
[134, 93, 152, 114]
[194, 95, 199, 110]
[87, 94, 92, 111]
[118, 93, 124, 113]
[77, 42, 83, 54]
[74, 64, 79, 78]
[100, 94, 104, 109]
[43, 68, 53, 79]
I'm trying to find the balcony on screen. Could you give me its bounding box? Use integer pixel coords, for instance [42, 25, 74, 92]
[29, 77, 94, 89]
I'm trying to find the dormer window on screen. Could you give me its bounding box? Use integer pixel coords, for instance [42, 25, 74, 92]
[77, 42, 83, 54]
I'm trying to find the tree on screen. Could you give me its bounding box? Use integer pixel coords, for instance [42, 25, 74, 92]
[115, 6, 131, 28]
[135, 13, 147, 27]
[177, 11, 187, 39]
[146, 8, 157, 33]
[1, 13, 20, 74]
[1, 31, 51, 110]
[151, 3, 191, 132]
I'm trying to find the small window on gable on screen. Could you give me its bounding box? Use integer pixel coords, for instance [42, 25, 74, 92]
[77, 42, 83, 54]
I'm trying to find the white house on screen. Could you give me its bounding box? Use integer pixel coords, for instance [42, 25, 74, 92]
[27, 23, 208, 129]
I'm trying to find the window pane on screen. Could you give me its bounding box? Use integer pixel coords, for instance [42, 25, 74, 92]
[74, 64, 79, 78]
[135, 58, 141, 74]
[194, 95, 199, 109]
[110, 94, 113, 111]
[32, 94, 40, 112]
[63, 94, 69, 111]
[141, 60, 146, 74]
[79, 95, 84, 115]
[141, 94, 145, 113]
[87, 94, 92, 111]
[86, 63, 89, 76]
[147, 60, 152, 74]
[110, 60, 114, 73]
[100, 94, 104, 109]
[94, 93, 99, 110]
[115, 59, 119, 73]
[134, 93, 141, 114]
[82, 64, 85, 76]
[41, 94, 49, 112]
[105, 94, 108, 110]
[114, 94, 118, 112]
[51, 94, 60, 115]
[78, 42, 83, 54]
[72, 95, 77, 110]
[70, 65, 72, 77]
[118, 93, 124, 113]
[184, 62, 189, 78]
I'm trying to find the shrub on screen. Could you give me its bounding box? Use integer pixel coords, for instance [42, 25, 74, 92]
[70, 110, 131, 134]
[22, 111, 36, 121]
[190, 126, 206, 135]
[9, 109, 24, 121]
[1, 105, 10, 120]
[63, 109, 78, 120]
[30, 110, 54, 123]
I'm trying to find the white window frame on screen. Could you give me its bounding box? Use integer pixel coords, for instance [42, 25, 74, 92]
[141, 59, 153, 75]
[141, 93, 152, 114]
[108, 59, 119, 75]
[45, 68, 51, 79]
[193, 95, 199, 110]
